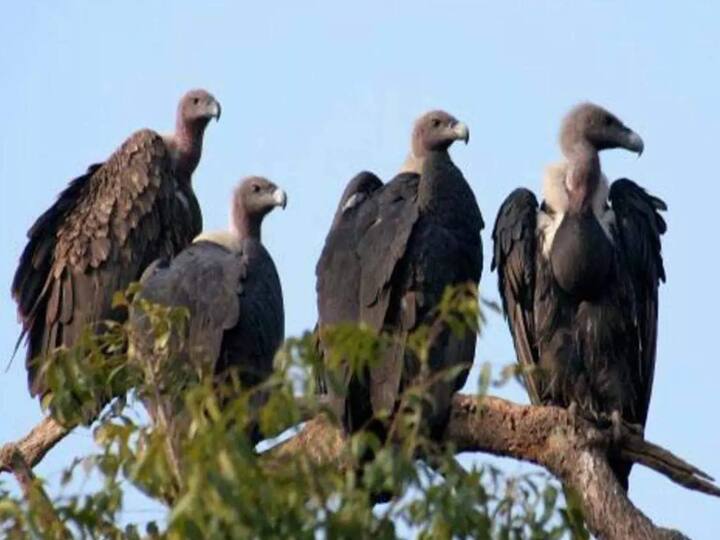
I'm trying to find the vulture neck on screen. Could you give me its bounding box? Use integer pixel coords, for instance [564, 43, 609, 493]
[417, 150, 462, 210]
[232, 211, 263, 242]
[563, 141, 601, 214]
[171, 121, 207, 184]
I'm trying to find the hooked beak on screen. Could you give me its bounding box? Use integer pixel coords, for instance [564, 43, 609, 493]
[272, 188, 287, 209]
[209, 99, 222, 122]
[622, 128, 644, 156]
[452, 122, 470, 144]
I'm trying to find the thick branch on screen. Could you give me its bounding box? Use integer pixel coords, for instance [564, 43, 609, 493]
[271, 394, 718, 540]
[446, 396, 700, 540]
[0, 417, 69, 473]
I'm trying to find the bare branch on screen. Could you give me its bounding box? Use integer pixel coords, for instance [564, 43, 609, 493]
[267, 394, 718, 540]
[0, 417, 69, 473]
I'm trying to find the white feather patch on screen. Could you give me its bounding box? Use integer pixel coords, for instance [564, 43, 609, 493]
[538, 161, 615, 258]
[399, 152, 423, 174]
[193, 230, 242, 252]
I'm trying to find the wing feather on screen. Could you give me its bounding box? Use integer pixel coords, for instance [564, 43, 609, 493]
[492, 188, 542, 404]
[12, 129, 199, 396]
[609, 178, 666, 426]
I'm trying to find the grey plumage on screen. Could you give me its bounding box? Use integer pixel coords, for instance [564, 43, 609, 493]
[130, 177, 286, 444]
[317, 111, 483, 437]
[12, 89, 220, 400]
[492, 103, 666, 490]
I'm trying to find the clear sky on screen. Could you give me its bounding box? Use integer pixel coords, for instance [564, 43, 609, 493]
[1, 1, 718, 537]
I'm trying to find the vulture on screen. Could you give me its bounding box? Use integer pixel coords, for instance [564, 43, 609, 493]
[129, 176, 286, 444]
[492, 102, 666, 490]
[12, 89, 221, 400]
[317, 111, 483, 439]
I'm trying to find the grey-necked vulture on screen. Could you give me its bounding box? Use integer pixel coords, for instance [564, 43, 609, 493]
[130, 176, 286, 444]
[11, 89, 221, 400]
[492, 102, 666, 490]
[316, 111, 483, 439]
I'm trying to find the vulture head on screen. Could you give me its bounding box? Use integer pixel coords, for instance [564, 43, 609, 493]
[177, 89, 222, 131]
[412, 110, 470, 157]
[232, 176, 287, 240]
[560, 102, 644, 156]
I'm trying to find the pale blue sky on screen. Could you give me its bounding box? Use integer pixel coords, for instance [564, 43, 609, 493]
[1, 1, 718, 537]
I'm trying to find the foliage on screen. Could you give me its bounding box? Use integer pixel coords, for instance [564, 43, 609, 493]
[0, 285, 571, 539]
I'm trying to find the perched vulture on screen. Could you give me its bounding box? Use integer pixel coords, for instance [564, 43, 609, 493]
[317, 111, 483, 439]
[492, 102, 666, 490]
[130, 177, 286, 444]
[12, 89, 221, 399]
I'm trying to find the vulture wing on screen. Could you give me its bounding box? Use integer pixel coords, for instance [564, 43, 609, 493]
[316, 171, 384, 326]
[374, 154, 482, 433]
[12, 129, 200, 397]
[356, 172, 420, 330]
[132, 239, 283, 443]
[491, 188, 542, 405]
[215, 238, 284, 391]
[609, 179, 667, 427]
[315, 172, 384, 427]
[132, 242, 243, 381]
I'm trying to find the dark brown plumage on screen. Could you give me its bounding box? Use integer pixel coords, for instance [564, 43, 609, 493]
[492, 103, 666, 490]
[12, 89, 220, 399]
[130, 177, 286, 444]
[317, 111, 483, 438]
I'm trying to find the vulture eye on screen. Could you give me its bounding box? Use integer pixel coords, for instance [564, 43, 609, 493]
[432, 118, 441, 127]
[603, 115, 614, 126]
[193, 98, 200, 105]
[252, 184, 261, 193]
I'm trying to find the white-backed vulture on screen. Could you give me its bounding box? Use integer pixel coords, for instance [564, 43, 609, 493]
[492, 102, 666, 489]
[317, 111, 483, 440]
[130, 177, 286, 444]
[12, 89, 220, 400]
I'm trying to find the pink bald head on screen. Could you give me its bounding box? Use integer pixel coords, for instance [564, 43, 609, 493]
[176, 89, 221, 132]
[168, 89, 221, 183]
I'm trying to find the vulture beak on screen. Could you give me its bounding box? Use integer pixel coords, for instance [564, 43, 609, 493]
[272, 188, 287, 209]
[622, 128, 644, 157]
[209, 99, 222, 122]
[452, 122, 470, 144]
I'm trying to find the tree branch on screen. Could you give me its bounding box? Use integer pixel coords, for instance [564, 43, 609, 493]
[271, 394, 718, 540]
[3, 394, 717, 540]
[4, 442, 71, 538]
[0, 417, 69, 473]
